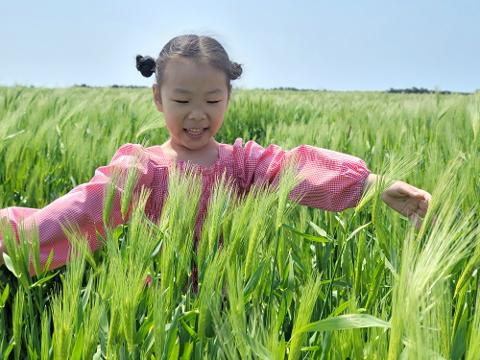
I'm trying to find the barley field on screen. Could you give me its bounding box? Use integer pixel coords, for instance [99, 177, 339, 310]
[0, 86, 478, 359]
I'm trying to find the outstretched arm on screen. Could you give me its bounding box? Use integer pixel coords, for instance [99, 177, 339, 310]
[0, 143, 154, 272]
[364, 174, 431, 228]
[231, 139, 431, 227]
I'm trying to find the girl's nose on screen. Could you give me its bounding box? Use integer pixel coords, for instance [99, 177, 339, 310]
[187, 108, 207, 121]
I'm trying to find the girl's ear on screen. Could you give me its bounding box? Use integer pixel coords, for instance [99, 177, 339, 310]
[152, 84, 163, 112]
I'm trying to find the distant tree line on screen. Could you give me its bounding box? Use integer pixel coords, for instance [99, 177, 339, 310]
[270, 86, 475, 94]
[386, 87, 471, 95]
[270, 87, 323, 92]
[73, 84, 148, 89]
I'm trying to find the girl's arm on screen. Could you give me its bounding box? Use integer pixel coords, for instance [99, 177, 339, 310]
[233, 139, 370, 211]
[233, 139, 431, 227]
[0, 143, 154, 273]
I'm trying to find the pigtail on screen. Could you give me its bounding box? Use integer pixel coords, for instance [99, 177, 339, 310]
[136, 55, 156, 78]
[229, 61, 243, 80]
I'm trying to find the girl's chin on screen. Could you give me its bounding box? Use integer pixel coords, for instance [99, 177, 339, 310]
[179, 136, 213, 150]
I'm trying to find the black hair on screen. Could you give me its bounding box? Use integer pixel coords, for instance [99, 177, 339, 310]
[136, 34, 242, 94]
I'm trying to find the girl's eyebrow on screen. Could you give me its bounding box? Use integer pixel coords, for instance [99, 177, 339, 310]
[173, 88, 223, 95]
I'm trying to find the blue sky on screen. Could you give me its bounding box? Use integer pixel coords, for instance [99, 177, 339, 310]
[1, 0, 479, 91]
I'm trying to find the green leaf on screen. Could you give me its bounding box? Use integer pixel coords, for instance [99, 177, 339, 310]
[3, 338, 15, 360]
[180, 319, 198, 340]
[29, 271, 60, 289]
[112, 224, 125, 242]
[180, 341, 194, 360]
[282, 223, 330, 243]
[243, 260, 266, 297]
[0, 284, 9, 308]
[345, 222, 371, 242]
[168, 338, 180, 360]
[2, 253, 20, 278]
[451, 303, 469, 360]
[151, 238, 163, 258]
[42, 249, 55, 274]
[308, 221, 333, 240]
[99, 308, 109, 356]
[295, 314, 390, 335]
[166, 326, 179, 359]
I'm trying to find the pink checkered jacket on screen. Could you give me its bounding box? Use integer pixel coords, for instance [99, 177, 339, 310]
[0, 138, 370, 274]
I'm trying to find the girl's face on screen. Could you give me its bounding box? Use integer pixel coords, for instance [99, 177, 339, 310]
[153, 57, 230, 153]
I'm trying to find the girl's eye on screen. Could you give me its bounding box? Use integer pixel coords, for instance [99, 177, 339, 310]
[173, 100, 189, 104]
[207, 100, 221, 104]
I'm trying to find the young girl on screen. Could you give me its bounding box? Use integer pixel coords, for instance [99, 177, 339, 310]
[0, 34, 431, 272]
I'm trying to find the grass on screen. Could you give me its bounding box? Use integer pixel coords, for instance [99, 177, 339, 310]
[0, 86, 478, 358]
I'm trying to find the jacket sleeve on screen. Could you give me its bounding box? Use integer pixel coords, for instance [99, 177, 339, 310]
[232, 138, 371, 211]
[0, 143, 154, 274]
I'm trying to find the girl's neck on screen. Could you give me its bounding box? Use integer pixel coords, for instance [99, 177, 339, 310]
[161, 138, 220, 167]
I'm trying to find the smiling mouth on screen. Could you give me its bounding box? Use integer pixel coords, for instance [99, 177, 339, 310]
[184, 127, 209, 134]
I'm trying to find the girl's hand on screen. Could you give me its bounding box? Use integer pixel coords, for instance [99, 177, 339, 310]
[381, 180, 432, 229]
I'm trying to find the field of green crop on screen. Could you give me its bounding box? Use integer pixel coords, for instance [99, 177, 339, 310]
[0, 86, 479, 359]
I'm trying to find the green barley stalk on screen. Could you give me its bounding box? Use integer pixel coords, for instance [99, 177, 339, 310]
[12, 286, 24, 360]
[197, 251, 226, 346]
[102, 170, 120, 229]
[40, 310, 50, 360]
[226, 260, 250, 358]
[388, 159, 480, 359]
[243, 185, 276, 280]
[70, 297, 102, 359]
[197, 172, 233, 281]
[120, 150, 147, 222]
[123, 188, 155, 266]
[152, 285, 171, 358]
[51, 237, 86, 359]
[106, 189, 154, 355]
[208, 258, 239, 359]
[157, 165, 202, 308]
[224, 187, 258, 262]
[0, 218, 32, 290]
[288, 274, 322, 360]
[466, 277, 480, 360]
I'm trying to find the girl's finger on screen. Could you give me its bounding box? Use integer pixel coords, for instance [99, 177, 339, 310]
[417, 207, 427, 217]
[411, 191, 427, 199]
[418, 200, 429, 211]
[408, 213, 423, 229]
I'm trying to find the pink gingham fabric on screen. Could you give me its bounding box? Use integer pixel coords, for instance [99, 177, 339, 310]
[0, 138, 370, 273]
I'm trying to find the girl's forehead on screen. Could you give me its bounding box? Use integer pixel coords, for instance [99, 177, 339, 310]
[162, 57, 228, 90]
